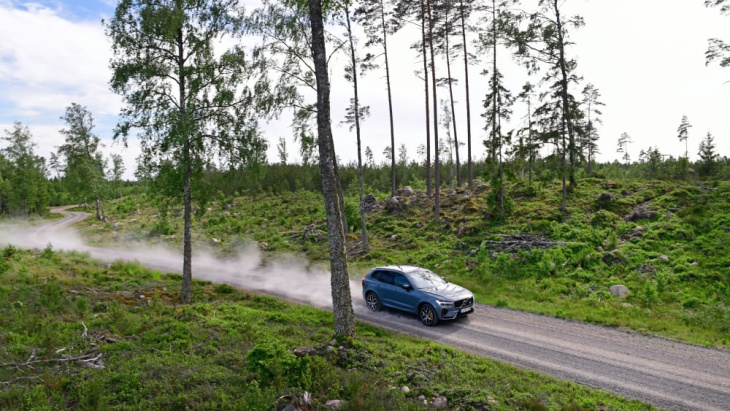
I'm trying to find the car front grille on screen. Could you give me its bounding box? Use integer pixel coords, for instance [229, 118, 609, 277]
[455, 297, 473, 309]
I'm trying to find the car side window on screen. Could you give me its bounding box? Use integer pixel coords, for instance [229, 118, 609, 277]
[393, 274, 410, 288]
[372, 271, 393, 284]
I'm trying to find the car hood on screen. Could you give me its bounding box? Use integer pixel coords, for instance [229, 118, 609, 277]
[421, 283, 472, 300]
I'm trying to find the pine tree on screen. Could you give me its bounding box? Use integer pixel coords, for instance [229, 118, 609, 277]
[698, 132, 719, 177]
[581, 84, 604, 174]
[677, 115, 692, 159]
[617, 132, 632, 166]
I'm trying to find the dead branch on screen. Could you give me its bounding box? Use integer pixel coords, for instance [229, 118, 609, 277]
[0, 353, 98, 368]
[0, 376, 40, 386]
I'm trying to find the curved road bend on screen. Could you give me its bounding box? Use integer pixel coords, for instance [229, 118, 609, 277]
[12, 208, 730, 411]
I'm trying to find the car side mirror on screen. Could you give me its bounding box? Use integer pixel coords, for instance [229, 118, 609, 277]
[401, 284, 412, 291]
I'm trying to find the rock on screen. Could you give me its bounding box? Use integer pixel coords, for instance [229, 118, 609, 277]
[488, 396, 497, 404]
[418, 395, 426, 402]
[691, 262, 698, 266]
[325, 400, 342, 409]
[211, 238, 222, 243]
[598, 193, 615, 202]
[597, 246, 604, 252]
[385, 196, 408, 213]
[457, 226, 469, 237]
[362, 194, 378, 213]
[390, 235, 398, 241]
[432, 396, 448, 409]
[609, 285, 630, 298]
[279, 404, 297, 411]
[258, 242, 268, 250]
[326, 346, 335, 353]
[398, 186, 415, 197]
[658, 255, 669, 261]
[293, 347, 316, 357]
[603, 250, 627, 266]
[639, 264, 654, 274]
[401, 386, 410, 394]
[225, 203, 234, 210]
[329, 339, 337, 346]
[626, 204, 657, 221]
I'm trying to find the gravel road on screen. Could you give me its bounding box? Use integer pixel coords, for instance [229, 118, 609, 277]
[8, 208, 730, 411]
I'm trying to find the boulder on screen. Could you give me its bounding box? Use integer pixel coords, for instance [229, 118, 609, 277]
[658, 255, 669, 262]
[609, 284, 630, 298]
[602, 250, 626, 266]
[398, 186, 415, 197]
[362, 194, 378, 213]
[293, 347, 316, 357]
[401, 386, 410, 394]
[626, 204, 657, 221]
[432, 396, 448, 409]
[598, 193, 615, 202]
[385, 196, 408, 213]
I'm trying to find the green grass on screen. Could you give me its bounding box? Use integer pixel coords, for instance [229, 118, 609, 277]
[76, 178, 730, 347]
[0, 246, 653, 410]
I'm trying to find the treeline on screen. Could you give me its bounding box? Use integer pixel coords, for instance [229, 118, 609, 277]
[0, 111, 142, 218]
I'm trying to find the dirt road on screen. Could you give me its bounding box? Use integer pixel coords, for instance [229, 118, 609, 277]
[10, 208, 730, 411]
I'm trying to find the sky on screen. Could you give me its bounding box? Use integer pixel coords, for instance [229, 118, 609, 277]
[0, 0, 728, 180]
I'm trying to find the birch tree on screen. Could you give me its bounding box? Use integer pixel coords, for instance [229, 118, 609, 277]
[106, 0, 272, 303]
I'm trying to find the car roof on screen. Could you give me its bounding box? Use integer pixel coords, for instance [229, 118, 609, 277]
[372, 265, 425, 274]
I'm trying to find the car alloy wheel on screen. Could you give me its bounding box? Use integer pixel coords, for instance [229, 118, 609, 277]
[365, 292, 381, 312]
[419, 304, 439, 326]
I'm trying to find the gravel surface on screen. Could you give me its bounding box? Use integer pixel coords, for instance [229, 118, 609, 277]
[12, 208, 730, 411]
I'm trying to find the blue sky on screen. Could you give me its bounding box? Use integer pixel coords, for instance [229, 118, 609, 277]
[1, 0, 729, 181]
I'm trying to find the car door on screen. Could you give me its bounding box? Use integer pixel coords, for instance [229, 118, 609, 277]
[392, 273, 420, 313]
[370, 270, 396, 308]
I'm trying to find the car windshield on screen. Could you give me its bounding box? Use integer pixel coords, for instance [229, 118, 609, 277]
[408, 268, 447, 289]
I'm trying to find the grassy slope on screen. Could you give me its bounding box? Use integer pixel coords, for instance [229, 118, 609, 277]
[0, 247, 652, 410]
[78, 178, 730, 347]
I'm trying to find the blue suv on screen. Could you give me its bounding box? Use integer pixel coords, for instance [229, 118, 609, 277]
[361, 265, 475, 326]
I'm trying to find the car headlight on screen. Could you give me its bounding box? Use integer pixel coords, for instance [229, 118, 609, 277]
[435, 300, 454, 307]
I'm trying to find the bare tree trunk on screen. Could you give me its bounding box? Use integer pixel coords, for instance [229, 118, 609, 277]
[95, 196, 105, 221]
[379, 0, 397, 197]
[459, 0, 473, 188]
[310, 0, 356, 337]
[345, 6, 369, 253]
[554, 0, 576, 188]
[491, 0, 498, 177]
[445, 0, 461, 187]
[427, 0, 440, 220]
[421, 0, 432, 196]
[177, 28, 193, 304]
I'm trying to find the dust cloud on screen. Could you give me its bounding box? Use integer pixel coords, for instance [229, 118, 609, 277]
[0, 217, 367, 313]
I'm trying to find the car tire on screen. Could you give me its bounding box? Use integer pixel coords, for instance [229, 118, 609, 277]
[419, 304, 439, 326]
[365, 292, 381, 312]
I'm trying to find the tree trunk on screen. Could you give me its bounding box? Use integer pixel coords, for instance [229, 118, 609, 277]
[427, 0, 440, 220]
[309, 0, 356, 337]
[421, 0, 432, 197]
[459, 0, 473, 188]
[445, 0, 461, 187]
[95, 196, 105, 221]
[380, 0, 397, 198]
[177, 27, 193, 304]
[554, 0, 576, 188]
[491, 0, 498, 178]
[346, 7, 369, 253]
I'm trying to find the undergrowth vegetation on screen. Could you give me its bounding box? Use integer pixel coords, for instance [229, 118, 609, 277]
[0, 247, 652, 410]
[74, 177, 730, 347]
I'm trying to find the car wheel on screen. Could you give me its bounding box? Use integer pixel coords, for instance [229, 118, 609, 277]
[365, 292, 381, 312]
[419, 304, 439, 326]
